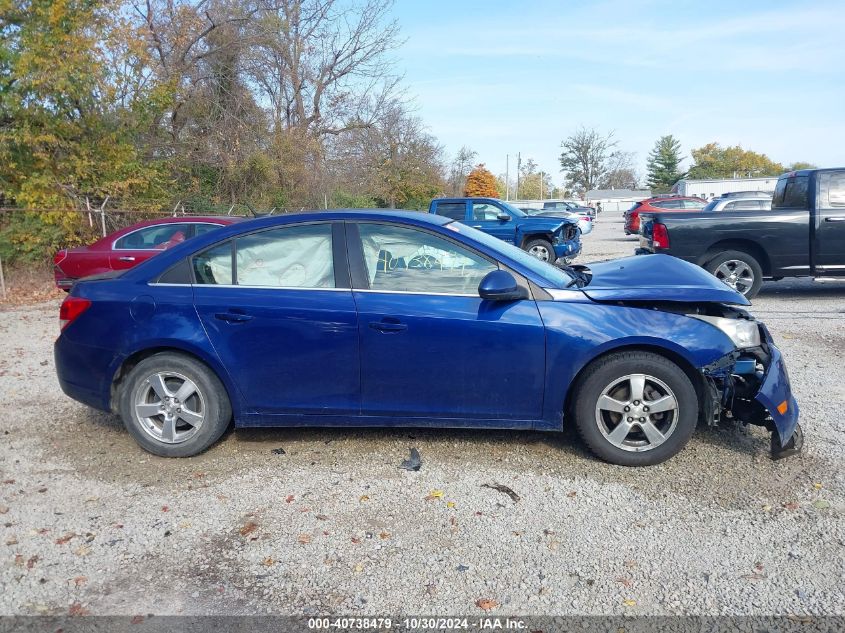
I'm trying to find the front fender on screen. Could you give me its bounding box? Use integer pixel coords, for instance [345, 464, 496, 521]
[537, 301, 737, 429]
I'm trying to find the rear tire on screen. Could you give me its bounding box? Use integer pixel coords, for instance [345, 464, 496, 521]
[572, 351, 699, 466]
[119, 352, 232, 457]
[523, 238, 556, 263]
[705, 250, 763, 299]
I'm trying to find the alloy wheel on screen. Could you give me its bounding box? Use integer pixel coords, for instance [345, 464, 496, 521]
[715, 259, 754, 295]
[594, 373, 679, 452]
[133, 371, 205, 444]
[528, 245, 551, 261]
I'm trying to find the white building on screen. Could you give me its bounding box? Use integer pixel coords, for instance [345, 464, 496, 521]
[584, 189, 652, 213]
[672, 177, 778, 200]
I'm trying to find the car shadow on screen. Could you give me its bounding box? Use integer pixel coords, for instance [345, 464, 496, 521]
[758, 278, 845, 299]
[82, 405, 768, 463]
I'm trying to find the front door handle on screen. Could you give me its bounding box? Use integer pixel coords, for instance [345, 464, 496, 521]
[369, 318, 407, 333]
[214, 312, 254, 324]
[472, 225, 482, 228]
[825, 217, 845, 222]
[118, 256, 136, 262]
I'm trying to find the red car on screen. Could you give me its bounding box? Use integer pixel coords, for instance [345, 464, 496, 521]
[53, 216, 243, 289]
[624, 196, 707, 234]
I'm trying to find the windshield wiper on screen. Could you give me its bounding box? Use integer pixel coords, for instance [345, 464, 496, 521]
[559, 264, 592, 288]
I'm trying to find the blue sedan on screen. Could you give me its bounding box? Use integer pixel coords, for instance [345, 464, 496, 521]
[54, 210, 801, 466]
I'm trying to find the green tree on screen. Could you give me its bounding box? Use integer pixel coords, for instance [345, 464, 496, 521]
[786, 161, 817, 171]
[0, 0, 168, 261]
[687, 143, 784, 180]
[646, 135, 685, 192]
[464, 164, 499, 197]
[517, 158, 553, 199]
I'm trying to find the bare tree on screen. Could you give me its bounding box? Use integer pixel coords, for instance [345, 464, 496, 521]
[598, 150, 639, 190]
[247, 0, 401, 137]
[447, 146, 477, 196]
[332, 101, 445, 208]
[559, 127, 619, 194]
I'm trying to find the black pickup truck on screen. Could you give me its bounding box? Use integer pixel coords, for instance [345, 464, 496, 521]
[637, 168, 845, 298]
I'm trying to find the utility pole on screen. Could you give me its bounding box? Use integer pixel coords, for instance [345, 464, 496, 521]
[540, 171, 544, 200]
[505, 154, 510, 201]
[516, 152, 521, 201]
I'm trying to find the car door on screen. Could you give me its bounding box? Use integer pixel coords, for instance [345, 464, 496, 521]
[347, 221, 545, 424]
[469, 201, 516, 244]
[191, 222, 360, 418]
[815, 170, 845, 272]
[110, 223, 192, 271]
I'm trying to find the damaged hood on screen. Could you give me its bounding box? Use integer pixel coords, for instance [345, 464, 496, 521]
[577, 254, 750, 305]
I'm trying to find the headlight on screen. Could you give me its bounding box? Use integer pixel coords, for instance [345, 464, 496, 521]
[691, 315, 761, 348]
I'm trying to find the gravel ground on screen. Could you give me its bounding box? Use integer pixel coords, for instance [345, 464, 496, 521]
[1, 217, 843, 617]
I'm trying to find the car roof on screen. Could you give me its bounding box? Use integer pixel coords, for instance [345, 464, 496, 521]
[643, 196, 705, 203]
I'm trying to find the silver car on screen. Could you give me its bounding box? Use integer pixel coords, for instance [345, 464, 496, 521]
[702, 195, 772, 212]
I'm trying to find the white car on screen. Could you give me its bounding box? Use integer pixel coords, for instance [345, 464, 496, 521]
[517, 207, 593, 236]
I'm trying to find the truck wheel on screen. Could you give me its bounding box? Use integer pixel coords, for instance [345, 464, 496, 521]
[705, 250, 763, 298]
[523, 238, 556, 263]
[572, 351, 699, 466]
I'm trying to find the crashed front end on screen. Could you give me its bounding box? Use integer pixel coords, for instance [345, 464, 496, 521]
[691, 306, 801, 458]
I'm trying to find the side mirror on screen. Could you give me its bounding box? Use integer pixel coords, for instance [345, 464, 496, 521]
[496, 212, 511, 222]
[478, 270, 527, 301]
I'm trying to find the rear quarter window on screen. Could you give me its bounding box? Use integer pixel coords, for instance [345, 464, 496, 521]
[434, 203, 467, 220]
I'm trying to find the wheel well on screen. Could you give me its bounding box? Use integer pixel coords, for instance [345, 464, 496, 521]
[109, 347, 230, 414]
[563, 344, 708, 427]
[699, 239, 771, 276]
[521, 233, 553, 247]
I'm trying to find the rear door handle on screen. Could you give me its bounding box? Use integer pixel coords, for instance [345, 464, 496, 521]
[369, 319, 407, 333]
[214, 312, 254, 323]
[825, 217, 845, 222]
[118, 256, 136, 262]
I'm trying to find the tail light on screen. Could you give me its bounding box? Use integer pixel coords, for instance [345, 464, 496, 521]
[652, 222, 670, 249]
[59, 296, 91, 331]
[54, 249, 68, 270]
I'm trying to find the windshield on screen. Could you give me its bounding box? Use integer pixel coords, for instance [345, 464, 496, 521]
[446, 221, 573, 288]
[499, 201, 527, 217]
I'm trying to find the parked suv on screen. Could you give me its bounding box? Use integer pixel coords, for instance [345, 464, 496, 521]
[624, 196, 707, 234]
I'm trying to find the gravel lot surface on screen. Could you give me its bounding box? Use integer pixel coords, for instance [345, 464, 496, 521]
[1, 217, 843, 617]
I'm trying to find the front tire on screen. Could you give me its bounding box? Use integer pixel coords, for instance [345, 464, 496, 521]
[572, 352, 699, 466]
[119, 352, 232, 457]
[523, 238, 556, 263]
[705, 250, 763, 299]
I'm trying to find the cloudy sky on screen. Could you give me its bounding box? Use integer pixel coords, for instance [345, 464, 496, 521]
[391, 0, 845, 185]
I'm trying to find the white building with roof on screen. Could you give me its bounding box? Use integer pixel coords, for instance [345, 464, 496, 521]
[672, 177, 778, 200]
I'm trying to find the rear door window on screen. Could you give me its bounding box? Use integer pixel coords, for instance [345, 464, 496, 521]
[115, 223, 191, 250]
[653, 200, 682, 209]
[435, 202, 468, 221]
[192, 223, 335, 288]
